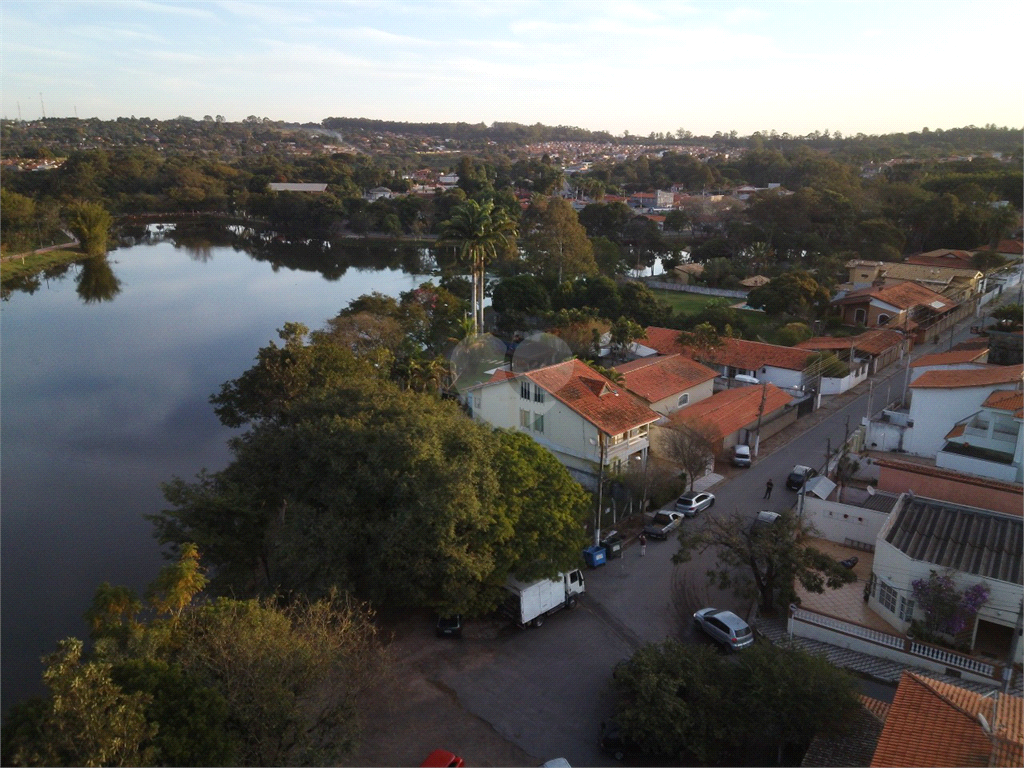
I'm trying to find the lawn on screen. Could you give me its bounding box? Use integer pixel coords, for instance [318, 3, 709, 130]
[650, 288, 779, 341]
[0, 248, 85, 283]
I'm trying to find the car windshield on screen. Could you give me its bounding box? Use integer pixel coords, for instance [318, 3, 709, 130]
[679, 496, 696, 505]
[652, 513, 671, 524]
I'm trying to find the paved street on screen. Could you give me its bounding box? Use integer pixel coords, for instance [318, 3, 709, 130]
[348, 292, 1020, 767]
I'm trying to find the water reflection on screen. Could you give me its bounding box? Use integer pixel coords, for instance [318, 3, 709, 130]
[75, 256, 122, 304]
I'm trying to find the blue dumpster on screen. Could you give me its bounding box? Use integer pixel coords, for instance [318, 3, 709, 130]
[583, 545, 607, 568]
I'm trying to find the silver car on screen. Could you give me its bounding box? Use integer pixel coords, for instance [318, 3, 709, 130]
[674, 491, 715, 517]
[693, 608, 754, 650]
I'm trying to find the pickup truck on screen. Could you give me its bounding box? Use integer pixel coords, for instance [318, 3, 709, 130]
[643, 510, 684, 539]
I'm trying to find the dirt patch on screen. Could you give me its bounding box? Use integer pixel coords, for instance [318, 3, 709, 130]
[343, 612, 537, 767]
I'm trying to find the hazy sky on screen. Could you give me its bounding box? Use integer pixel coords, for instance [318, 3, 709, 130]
[3, 0, 1021, 136]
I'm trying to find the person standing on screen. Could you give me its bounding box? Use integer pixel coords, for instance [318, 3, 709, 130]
[638, 532, 647, 556]
[763, 479, 773, 499]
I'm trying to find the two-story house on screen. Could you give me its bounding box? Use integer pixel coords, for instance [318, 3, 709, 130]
[831, 281, 959, 344]
[468, 359, 660, 487]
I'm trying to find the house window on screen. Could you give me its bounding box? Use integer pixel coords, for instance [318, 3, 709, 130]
[899, 596, 915, 622]
[519, 409, 530, 428]
[677, 393, 689, 407]
[854, 308, 867, 325]
[610, 433, 624, 445]
[533, 413, 544, 433]
[879, 582, 898, 614]
[520, 380, 530, 400]
[878, 313, 890, 325]
[534, 388, 545, 403]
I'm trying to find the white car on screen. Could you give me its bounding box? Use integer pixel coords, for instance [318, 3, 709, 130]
[674, 491, 715, 517]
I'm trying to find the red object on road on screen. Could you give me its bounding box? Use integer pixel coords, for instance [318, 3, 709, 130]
[421, 749, 466, 767]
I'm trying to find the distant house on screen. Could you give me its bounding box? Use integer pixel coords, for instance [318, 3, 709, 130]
[973, 239, 1023, 261]
[831, 282, 959, 344]
[268, 182, 329, 193]
[739, 275, 770, 289]
[904, 248, 976, 269]
[668, 263, 704, 285]
[844, 259, 984, 305]
[612, 354, 717, 415]
[797, 328, 908, 375]
[468, 359, 660, 486]
[365, 186, 394, 201]
[869, 671, 1022, 767]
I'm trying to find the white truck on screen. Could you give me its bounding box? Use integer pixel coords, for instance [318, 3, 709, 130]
[504, 570, 585, 627]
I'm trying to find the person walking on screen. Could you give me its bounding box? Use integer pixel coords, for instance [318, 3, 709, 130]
[638, 532, 647, 556]
[763, 479, 773, 500]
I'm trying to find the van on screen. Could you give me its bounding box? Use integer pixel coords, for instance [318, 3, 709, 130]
[732, 444, 751, 467]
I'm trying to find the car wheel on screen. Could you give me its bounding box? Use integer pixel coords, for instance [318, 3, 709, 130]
[567, 595, 578, 609]
[533, 615, 544, 628]
[709, 498, 715, 507]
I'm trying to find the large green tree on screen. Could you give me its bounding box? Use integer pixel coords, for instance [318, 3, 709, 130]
[66, 200, 113, 257]
[746, 269, 831, 321]
[673, 508, 856, 613]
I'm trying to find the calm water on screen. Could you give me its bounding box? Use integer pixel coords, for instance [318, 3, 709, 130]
[1, 227, 435, 709]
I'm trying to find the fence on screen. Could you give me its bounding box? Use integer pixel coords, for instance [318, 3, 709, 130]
[789, 606, 1002, 683]
[637, 279, 749, 299]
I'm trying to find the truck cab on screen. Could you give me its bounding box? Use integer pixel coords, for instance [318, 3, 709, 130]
[504, 569, 585, 628]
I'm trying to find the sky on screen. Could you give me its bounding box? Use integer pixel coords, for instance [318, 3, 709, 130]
[2, 0, 1022, 137]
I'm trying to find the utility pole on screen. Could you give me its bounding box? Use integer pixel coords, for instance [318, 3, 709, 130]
[752, 381, 769, 458]
[865, 379, 873, 428]
[825, 437, 832, 478]
[594, 433, 606, 546]
[39, 92, 45, 119]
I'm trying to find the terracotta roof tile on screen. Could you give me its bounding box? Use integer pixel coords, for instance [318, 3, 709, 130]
[524, 359, 660, 436]
[870, 672, 996, 767]
[945, 423, 967, 439]
[797, 329, 906, 357]
[910, 364, 1024, 389]
[668, 383, 793, 441]
[613, 354, 717, 404]
[642, 326, 688, 356]
[910, 348, 990, 367]
[872, 456, 1024, 499]
[641, 327, 813, 371]
[984, 389, 1024, 414]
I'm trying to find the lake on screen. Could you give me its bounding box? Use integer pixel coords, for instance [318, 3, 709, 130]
[0, 224, 437, 709]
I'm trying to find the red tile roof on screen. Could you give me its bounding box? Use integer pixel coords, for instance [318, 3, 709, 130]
[642, 327, 813, 371]
[834, 281, 957, 313]
[870, 672, 1022, 768]
[797, 329, 906, 357]
[524, 359, 660, 435]
[910, 364, 1024, 389]
[613, 354, 717, 403]
[668, 383, 793, 441]
[984, 389, 1024, 416]
[872, 456, 1024, 498]
[974, 239, 1024, 256]
[910, 348, 989, 367]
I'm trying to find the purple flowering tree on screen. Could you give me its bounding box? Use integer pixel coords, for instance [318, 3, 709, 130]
[911, 570, 990, 638]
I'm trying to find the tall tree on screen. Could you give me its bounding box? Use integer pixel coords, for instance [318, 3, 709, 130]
[522, 196, 596, 283]
[438, 199, 518, 333]
[657, 420, 716, 491]
[673, 508, 856, 613]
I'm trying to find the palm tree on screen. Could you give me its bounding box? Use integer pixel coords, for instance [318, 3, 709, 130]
[439, 200, 517, 333]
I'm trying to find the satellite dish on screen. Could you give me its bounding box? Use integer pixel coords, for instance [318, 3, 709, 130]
[866, 486, 875, 496]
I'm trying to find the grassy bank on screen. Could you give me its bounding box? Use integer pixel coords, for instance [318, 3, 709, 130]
[0, 248, 86, 283]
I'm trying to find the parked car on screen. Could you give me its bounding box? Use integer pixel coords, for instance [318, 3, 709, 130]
[731, 444, 752, 467]
[643, 510, 684, 539]
[421, 749, 465, 767]
[786, 464, 818, 490]
[693, 607, 755, 651]
[435, 614, 463, 638]
[674, 491, 715, 517]
[839, 556, 859, 569]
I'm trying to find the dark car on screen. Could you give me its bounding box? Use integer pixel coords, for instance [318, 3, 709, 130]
[435, 615, 463, 638]
[786, 464, 818, 490]
[600, 721, 637, 762]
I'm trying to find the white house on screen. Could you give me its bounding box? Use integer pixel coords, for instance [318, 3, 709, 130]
[938, 389, 1024, 484]
[612, 354, 717, 416]
[869, 496, 1023, 665]
[365, 186, 394, 201]
[908, 347, 989, 384]
[468, 359, 660, 487]
[903, 364, 1023, 456]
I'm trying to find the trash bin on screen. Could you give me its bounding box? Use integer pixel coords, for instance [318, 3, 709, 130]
[600, 532, 623, 559]
[583, 545, 607, 568]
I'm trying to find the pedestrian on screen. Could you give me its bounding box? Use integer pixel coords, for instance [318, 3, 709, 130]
[763, 479, 773, 499]
[638, 532, 647, 556]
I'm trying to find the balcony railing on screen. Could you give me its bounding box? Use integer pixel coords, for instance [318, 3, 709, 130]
[790, 606, 1002, 680]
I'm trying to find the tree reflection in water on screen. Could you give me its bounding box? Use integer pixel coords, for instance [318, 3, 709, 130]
[75, 255, 122, 304]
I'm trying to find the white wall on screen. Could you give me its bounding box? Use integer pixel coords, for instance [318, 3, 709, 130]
[907, 385, 997, 456]
[820, 362, 870, 395]
[648, 379, 715, 415]
[802, 496, 892, 547]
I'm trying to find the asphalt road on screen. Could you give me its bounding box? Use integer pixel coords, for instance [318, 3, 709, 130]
[395, 299, 1010, 766]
